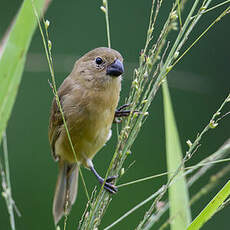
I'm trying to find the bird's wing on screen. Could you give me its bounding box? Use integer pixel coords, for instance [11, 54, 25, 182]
[48, 98, 63, 161]
[48, 78, 73, 161]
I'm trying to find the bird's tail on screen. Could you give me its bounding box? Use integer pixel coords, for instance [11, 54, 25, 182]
[53, 160, 78, 225]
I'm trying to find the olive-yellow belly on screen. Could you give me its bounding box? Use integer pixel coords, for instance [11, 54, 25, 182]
[54, 79, 120, 168]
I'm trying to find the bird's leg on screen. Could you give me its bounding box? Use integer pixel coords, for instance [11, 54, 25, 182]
[90, 165, 118, 194]
[114, 104, 139, 123]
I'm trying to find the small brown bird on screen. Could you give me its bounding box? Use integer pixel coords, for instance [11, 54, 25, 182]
[48, 47, 124, 224]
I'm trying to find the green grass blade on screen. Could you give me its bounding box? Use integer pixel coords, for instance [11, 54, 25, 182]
[162, 80, 191, 230]
[0, 0, 46, 143]
[187, 180, 230, 230]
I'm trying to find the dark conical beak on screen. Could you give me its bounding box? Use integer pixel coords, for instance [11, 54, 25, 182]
[106, 59, 124, 77]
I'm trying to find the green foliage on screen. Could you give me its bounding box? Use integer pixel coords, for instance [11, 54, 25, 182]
[0, 0, 229, 229]
[187, 180, 230, 230]
[0, 0, 45, 144]
[162, 80, 191, 229]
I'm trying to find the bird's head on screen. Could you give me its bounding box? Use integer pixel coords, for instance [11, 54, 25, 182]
[71, 47, 124, 89]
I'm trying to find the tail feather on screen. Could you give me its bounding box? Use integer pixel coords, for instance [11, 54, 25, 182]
[53, 161, 78, 225]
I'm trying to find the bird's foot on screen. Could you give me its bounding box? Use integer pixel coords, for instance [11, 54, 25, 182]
[115, 104, 131, 117]
[90, 166, 118, 194]
[98, 176, 118, 194]
[114, 104, 139, 123]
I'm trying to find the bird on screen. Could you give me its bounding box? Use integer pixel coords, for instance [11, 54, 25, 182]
[48, 47, 124, 225]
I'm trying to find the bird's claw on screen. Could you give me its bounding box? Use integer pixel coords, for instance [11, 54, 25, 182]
[114, 103, 139, 123]
[105, 175, 117, 183]
[117, 104, 130, 111]
[99, 176, 118, 194]
[102, 181, 118, 194]
[90, 166, 118, 194]
[104, 184, 118, 194]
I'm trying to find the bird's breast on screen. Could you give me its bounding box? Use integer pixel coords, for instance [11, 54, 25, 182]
[58, 78, 121, 166]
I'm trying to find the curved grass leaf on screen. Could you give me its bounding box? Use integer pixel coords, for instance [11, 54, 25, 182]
[162, 80, 191, 230]
[187, 180, 230, 230]
[0, 0, 46, 143]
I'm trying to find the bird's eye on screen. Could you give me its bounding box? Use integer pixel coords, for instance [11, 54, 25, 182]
[95, 57, 103, 65]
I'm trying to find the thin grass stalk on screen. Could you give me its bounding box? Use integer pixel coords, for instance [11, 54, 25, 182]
[78, 0, 166, 227]
[176, 0, 213, 53]
[199, 0, 230, 15]
[31, 2, 90, 202]
[104, 0, 111, 48]
[142, 139, 230, 229]
[190, 164, 230, 206]
[117, 156, 230, 189]
[158, 172, 230, 230]
[217, 198, 230, 212]
[134, 3, 210, 227]
[158, 161, 230, 230]
[104, 186, 165, 230]
[172, 5, 230, 68]
[187, 139, 230, 187]
[1, 133, 16, 230]
[160, 0, 202, 69]
[82, 83, 229, 229]
[79, 0, 230, 229]
[100, 0, 111, 48]
[135, 91, 230, 229]
[177, 0, 182, 27]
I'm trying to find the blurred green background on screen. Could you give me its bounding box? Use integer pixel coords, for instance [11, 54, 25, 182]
[0, 0, 229, 229]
